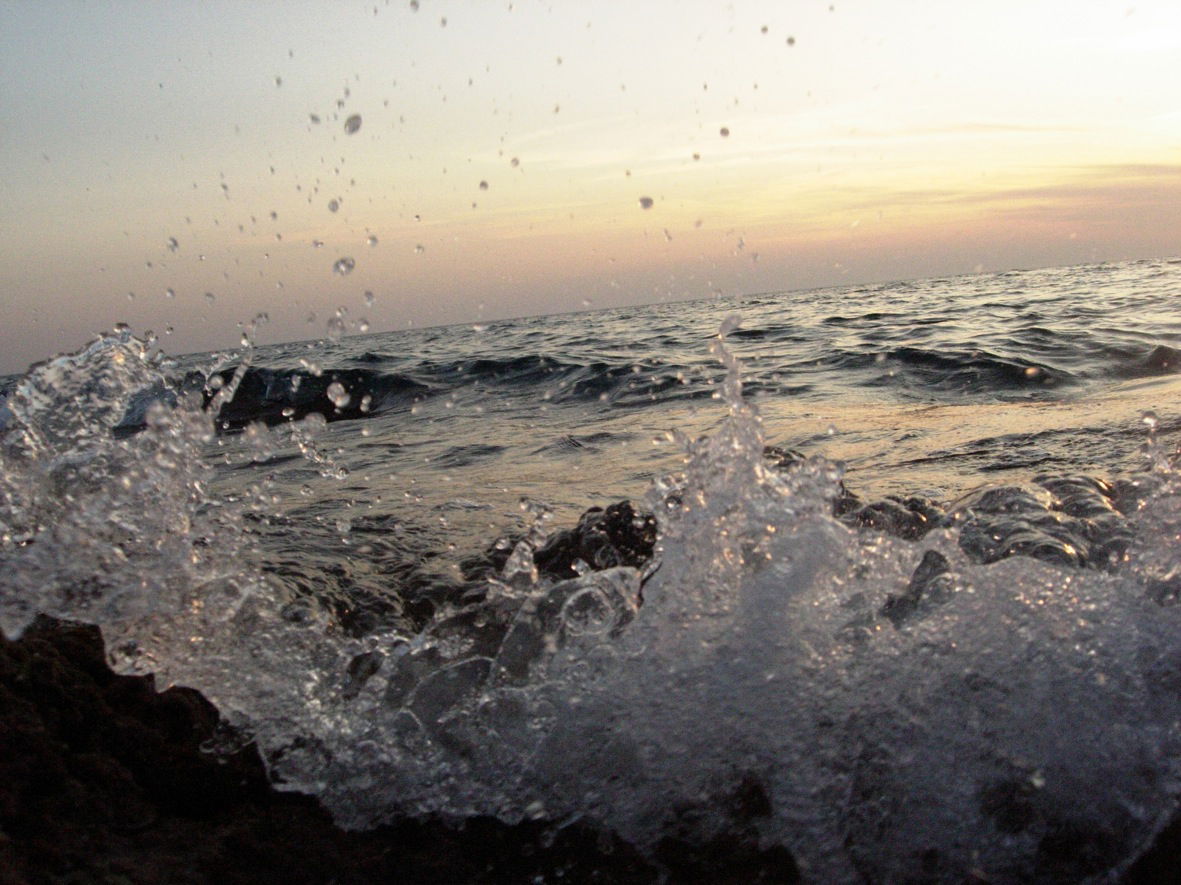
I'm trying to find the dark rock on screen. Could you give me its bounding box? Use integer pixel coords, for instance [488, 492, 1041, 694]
[534, 501, 657, 580]
[845, 497, 942, 541]
[464, 501, 658, 583]
[881, 550, 952, 627]
[0, 616, 674, 884]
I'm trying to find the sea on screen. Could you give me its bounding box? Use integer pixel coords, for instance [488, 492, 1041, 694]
[5, 256, 1181, 881]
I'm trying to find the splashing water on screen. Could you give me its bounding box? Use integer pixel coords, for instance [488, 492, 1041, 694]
[3, 321, 1181, 880]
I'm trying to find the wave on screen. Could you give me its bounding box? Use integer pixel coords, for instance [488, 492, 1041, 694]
[815, 345, 1075, 397]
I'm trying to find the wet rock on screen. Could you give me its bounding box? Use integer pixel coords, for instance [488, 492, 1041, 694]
[464, 501, 658, 583]
[881, 550, 953, 627]
[534, 501, 657, 579]
[845, 496, 943, 541]
[0, 616, 681, 884]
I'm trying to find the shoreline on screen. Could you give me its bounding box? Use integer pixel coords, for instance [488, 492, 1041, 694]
[0, 617, 798, 884]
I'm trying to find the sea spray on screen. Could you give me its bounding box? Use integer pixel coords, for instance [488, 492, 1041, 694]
[4, 322, 1181, 880]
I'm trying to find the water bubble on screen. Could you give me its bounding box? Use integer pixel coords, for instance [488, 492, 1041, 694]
[333, 256, 356, 275]
[367, 234, 378, 247]
[328, 199, 340, 213]
[326, 310, 347, 342]
[326, 381, 351, 408]
[166, 236, 179, 252]
[344, 114, 362, 135]
[639, 196, 654, 210]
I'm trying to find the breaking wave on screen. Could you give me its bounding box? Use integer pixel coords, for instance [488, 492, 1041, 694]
[5, 321, 1181, 881]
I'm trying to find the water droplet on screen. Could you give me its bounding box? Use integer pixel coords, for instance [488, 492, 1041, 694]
[333, 256, 355, 275]
[126, 291, 135, 301]
[663, 228, 673, 241]
[309, 113, 321, 124]
[479, 180, 489, 191]
[270, 210, 278, 221]
[786, 35, 796, 46]
[414, 244, 425, 254]
[367, 234, 378, 247]
[357, 318, 370, 333]
[639, 196, 654, 210]
[164, 325, 173, 335]
[359, 394, 373, 413]
[409, 0, 418, 9]
[166, 236, 179, 252]
[1143, 411, 1160, 432]
[327, 381, 351, 408]
[274, 75, 282, 87]
[312, 239, 325, 248]
[344, 114, 362, 135]
[328, 199, 340, 213]
[510, 157, 520, 167]
[720, 126, 730, 137]
[204, 291, 216, 304]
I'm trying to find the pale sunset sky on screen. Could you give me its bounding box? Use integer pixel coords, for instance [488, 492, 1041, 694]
[1, 0, 1179, 373]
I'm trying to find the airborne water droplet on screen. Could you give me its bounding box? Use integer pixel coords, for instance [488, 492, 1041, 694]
[326, 381, 351, 408]
[166, 236, 179, 252]
[363, 290, 375, 307]
[720, 126, 731, 137]
[367, 234, 378, 246]
[328, 199, 340, 213]
[639, 196, 654, 210]
[333, 256, 355, 275]
[414, 244, 425, 254]
[344, 114, 362, 135]
[204, 291, 216, 304]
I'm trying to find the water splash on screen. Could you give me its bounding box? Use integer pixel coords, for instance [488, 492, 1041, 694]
[3, 322, 1181, 881]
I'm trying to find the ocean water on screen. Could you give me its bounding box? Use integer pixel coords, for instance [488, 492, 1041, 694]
[5, 256, 1181, 880]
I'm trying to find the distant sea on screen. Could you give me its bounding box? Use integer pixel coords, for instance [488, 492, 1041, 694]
[6, 256, 1181, 881]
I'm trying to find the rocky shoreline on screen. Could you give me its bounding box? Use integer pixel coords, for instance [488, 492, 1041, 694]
[6, 471, 1181, 883]
[0, 617, 801, 884]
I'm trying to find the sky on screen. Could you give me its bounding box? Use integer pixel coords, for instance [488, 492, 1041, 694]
[1, 0, 1179, 374]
